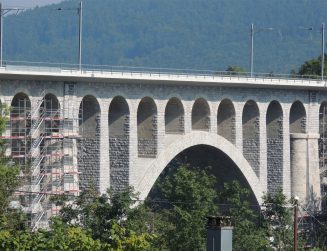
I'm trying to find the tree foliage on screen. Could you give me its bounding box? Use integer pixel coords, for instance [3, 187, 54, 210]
[219, 181, 270, 251]
[0, 104, 25, 232]
[148, 165, 218, 250]
[225, 65, 246, 75]
[297, 54, 327, 77]
[262, 190, 295, 250]
[53, 187, 156, 250]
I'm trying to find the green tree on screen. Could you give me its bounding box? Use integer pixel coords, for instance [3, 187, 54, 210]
[0, 104, 26, 232]
[54, 187, 156, 250]
[262, 190, 294, 250]
[297, 54, 327, 77]
[219, 181, 270, 251]
[225, 65, 246, 75]
[148, 165, 218, 251]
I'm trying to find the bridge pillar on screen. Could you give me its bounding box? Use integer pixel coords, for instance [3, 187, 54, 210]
[290, 133, 321, 205]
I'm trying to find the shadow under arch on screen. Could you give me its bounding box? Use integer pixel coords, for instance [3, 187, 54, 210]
[137, 132, 263, 205]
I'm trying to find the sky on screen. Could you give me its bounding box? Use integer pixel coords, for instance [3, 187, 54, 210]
[2, 0, 63, 9]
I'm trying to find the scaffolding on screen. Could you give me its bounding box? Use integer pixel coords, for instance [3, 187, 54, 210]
[2, 85, 81, 230]
[319, 105, 327, 211]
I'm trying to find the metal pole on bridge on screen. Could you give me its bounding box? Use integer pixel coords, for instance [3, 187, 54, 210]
[0, 2, 3, 68]
[322, 22, 325, 81]
[0, 3, 23, 68]
[57, 1, 83, 72]
[250, 23, 274, 78]
[250, 23, 254, 78]
[78, 0, 82, 72]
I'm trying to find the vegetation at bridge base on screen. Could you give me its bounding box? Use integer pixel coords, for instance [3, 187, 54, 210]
[0, 108, 326, 251]
[145, 165, 218, 250]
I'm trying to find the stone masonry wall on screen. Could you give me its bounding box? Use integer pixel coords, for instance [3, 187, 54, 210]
[267, 138, 283, 193]
[78, 115, 100, 191]
[109, 137, 129, 192]
[243, 138, 260, 176]
[243, 117, 260, 176]
[138, 115, 157, 157]
[109, 115, 130, 192]
[266, 104, 283, 194]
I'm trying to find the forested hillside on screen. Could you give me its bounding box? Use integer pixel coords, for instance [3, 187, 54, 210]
[4, 0, 327, 73]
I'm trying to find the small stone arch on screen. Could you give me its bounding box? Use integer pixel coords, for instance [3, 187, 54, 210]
[109, 96, 130, 192]
[137, 97, 157, 158]
[192, 98, 210, 131]
[266, 101, 283, 193]
[10, 93, 31, 169]
[242, 100, 260, 176]
[42, 93, 61, 134]
[78, 95, 101, 191]
[165, 97, 184, 134]
[217, 99, 235, 144]
[11, 92, 31, 117]
[289, 101, 306, 133]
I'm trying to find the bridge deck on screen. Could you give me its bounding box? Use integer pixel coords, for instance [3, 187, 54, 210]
[0, 64, 326, 90]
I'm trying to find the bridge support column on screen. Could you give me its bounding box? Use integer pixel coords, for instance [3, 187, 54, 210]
[290, 133, 320, 205]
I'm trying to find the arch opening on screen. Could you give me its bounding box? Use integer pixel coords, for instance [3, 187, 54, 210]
[266, 101, 283, 194]
[42, 94, 60, 134]
[165, 97, 184, 134]
[192, 98, 210, 131]
[290, 101, 306, 133]
[137, 97, 157, 158]
[11, 93, 31, 168]
[217, 99, 235, 144]
[242, 100, 260, 176]
[109, 96, 130, 192]
[78, 95, 101, 191]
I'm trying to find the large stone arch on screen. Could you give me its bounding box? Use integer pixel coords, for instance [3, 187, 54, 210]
[290, 101, 306, 133]
[217, 99, 235, 144]
[192, 98, 210, 131]
[242, 100, 260, 177]
[136, 132, 263, 204]
[165, 97, 184, 134]
[109, 96, 130, 192]
[78, 95, 101, 191]
[266, 101, 283, 194]
[137, 97, 157, 157]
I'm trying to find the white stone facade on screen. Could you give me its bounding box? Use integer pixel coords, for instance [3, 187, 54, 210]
[0, 69, 325, 206]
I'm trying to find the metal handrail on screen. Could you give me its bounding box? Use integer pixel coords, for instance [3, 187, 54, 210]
[1, 60, 326, 83]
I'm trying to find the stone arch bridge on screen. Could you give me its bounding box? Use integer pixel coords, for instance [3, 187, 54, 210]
[1, 67, 326, 212]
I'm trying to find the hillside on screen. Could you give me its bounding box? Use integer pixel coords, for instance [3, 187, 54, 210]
[4, 0, 327, 73]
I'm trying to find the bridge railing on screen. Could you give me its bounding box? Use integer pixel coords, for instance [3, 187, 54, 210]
[0, 60, 325, 83]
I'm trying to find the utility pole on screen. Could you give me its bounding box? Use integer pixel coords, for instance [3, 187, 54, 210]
[78, 0, 82, 72]
[322, 22, 325, 81]
[250, 23, 254, 77]
[293, 197, 299, 251]
[0, 2, 3, 68]
[0, 3, 23, 67]
[250, 23, 274, 78]
[57, 1, 83, 71]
